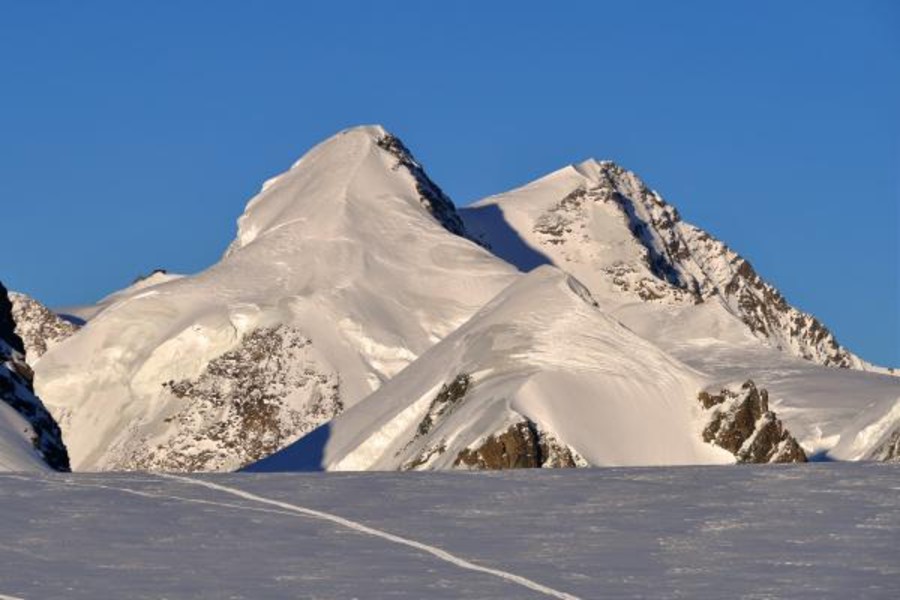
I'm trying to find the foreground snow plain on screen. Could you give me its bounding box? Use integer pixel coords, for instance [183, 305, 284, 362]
[1, 464, 897, 599]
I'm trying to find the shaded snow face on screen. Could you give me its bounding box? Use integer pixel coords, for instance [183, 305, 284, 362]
[0, 282, 70, 472]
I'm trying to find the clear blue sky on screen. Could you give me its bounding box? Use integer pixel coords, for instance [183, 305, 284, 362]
[1, 1, 897, 365]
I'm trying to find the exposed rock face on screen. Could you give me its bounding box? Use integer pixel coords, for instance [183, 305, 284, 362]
[867, 429, 900, 462]
[520, 160, 861, 368]
[375, 134, 471, 240]
[398, 373, 584, 471]
[699, 380, 806, 463]
[118, 325, 342, 472]
[454, 420, 583, 470]
[0, 285, 24, 355]
[0, 282, 70, 471]
[416, 374, 471, 438]
[132, 268, 169, 285]
[9, 292, 80, 361]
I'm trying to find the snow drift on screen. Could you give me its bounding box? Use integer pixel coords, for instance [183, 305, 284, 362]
[251, 267, 737, 471]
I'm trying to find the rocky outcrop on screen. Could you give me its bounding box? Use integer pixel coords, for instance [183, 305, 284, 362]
[415, 373, 471, 438]
[600, 161, 861, 368]
[118, 325, 342, 472]
[400, 373, 584, 471]
[525, 160, 862, 368]
[132, 268, 169, 285]
[375, 134, 471, 240]
[699, 380, 806, 463]
[454, 419, 583, 470]
[867, 428, 900, 462]
[9, 292, 80, 361]
[0, 285, 24, 355]
[0, 282, 70, 471]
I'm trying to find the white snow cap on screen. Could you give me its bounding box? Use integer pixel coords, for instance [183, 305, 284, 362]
[34, 123, 517, 471]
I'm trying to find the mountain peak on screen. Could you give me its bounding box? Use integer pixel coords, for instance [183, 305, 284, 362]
[226, 125, 470, 256]
[463, 158, 868, 370]
[571, 158, 615, 181]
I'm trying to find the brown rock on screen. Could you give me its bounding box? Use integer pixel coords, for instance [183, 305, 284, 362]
[700, 380, 807, 464]
[454, 420, 579, 470]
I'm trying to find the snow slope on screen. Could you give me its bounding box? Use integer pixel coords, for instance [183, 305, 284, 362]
[34, 125, 518, 471]
[613, 302, 900, 461]
[252, 266, 737, 471]
[461, 159, 899, 462]
[30, 130, 897, 472]
[56, 269, 184, 323]
[461, 159, 872, 369]
[0, 365, 53, 471]
[1, 465, 898, 599]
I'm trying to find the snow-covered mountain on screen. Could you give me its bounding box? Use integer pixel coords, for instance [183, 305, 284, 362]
[457, 159, 899, 463]
[56, 269, 184, 324]
[30, 127, 898, 472]
[0, 282, 69, 471]
[34, 125, 518, 472]
[250, 267, 806, 472]
[456, 159, 899, 464]
[9, 291, 80, 362]
[461, 159, 869, 369]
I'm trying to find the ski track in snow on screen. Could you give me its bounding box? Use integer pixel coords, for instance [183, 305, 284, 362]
[0, 472, 580, 599]
[156, 473, 582, 600]
[0, 473, 304, 520]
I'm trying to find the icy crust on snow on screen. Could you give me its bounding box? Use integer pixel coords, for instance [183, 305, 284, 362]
[251, 267, 733, 472]
[462, 159, 867, 370]
[35, 125, 518, 471]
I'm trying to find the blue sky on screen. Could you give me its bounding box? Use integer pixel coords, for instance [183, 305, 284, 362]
[1, 1, 897, 365]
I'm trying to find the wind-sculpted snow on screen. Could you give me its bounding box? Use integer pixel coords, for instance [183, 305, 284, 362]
[34, 125, 518, 471]
[1, 464, 898, 598]
[57, 269, 184, 323]
[251, 267, 730, 471]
